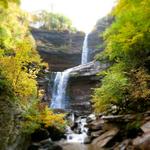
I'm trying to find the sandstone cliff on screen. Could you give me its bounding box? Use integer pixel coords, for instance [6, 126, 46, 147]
[31, 28, 85, 71]
[88, 16, 114, 61]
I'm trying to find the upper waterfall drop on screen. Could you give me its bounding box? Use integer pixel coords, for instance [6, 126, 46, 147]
[81, 33, 89, 64]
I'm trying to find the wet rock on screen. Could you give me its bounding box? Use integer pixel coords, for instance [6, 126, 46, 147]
[92, 128, 119, 148]
[133, 133, 150, 149]
[86, 114, 96, 123]
[71, 122, 78, 131]
[70, 61, 107, 77]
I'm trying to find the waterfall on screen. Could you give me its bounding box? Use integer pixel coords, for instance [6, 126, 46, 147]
[50, 33, 91, 144]
[81, 33, 89, 64]
[51, 33, 90, 109]
[51, 68, 73, 109]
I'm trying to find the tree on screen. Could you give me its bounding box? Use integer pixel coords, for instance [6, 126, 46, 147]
[0, 0, 20, 8]
[0, 1, 66, 137]
[93, 0, 150, 113]
[31, 10, 76, 32]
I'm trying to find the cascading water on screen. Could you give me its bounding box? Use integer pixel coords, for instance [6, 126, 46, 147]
[51, 33, 90, 144]
[66, 116, 88, 144]
[81, 33, 89, 64]
[51, 68, 73, 109]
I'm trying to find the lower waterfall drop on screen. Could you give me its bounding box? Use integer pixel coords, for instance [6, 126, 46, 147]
[51, 68, 73, 109]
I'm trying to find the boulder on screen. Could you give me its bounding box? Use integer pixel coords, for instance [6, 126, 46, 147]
[133, 133, 150, 149]
[92, 128, 119, 148]
[141, 121, 150, 133]
[88, 119, 104, 131]
[86, 114, 96, 123]
[91, 130, 106, 138]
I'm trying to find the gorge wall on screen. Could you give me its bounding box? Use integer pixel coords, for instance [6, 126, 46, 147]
[31, 28, 85, 71]
[88, 16, 114, 61]
[31, 16, 113, 113]
[68, 62, 108, 114]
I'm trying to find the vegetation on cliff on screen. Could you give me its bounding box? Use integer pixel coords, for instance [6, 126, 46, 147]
[31, 10, 77, 32]
[0, 1, 66, 148]
[93, 0, 150, 113]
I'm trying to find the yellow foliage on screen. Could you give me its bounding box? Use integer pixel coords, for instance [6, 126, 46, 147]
[0, 3, 41, 106]
[22, 103, 66, 133]
[129, 68, 150, 101]
[39, 106, 66, 129]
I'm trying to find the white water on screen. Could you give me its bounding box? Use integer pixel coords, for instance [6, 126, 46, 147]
[66, 117, 88, 144]
[51, 34, 90, 143]
[51, 68, 73, 109]
[81, 34, 89, 64]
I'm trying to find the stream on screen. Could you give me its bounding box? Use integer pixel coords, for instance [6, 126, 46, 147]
[60, 143, 100, 150]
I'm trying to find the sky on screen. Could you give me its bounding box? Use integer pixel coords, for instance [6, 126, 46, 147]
[21, 0, 116, 32]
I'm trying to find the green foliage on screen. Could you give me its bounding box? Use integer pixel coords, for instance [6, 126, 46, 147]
[93, 0, 150, 113]
[22, 103, 66, 134]
[0, 3, 40, 107]
[103, 0, 150, 64]
[0, 0, 20, 8]
[127, 68, 150, 111]
[0, 2, 67, 136]
[31, 10, 77, 32]
[93, 63, 128, 112]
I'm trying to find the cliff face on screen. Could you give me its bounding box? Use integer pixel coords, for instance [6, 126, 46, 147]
[66, 17, 113, 113]
[31, 16, 113, 113]
[67, 61, 108, 114]
[31, 28, 85, 71]
[88, 16, 114, 61]
[0, 99, 29, 150]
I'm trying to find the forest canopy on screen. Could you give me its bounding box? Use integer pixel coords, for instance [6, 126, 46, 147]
[0, 1, 66, 136]
[31, 10, 77, 32]
[93, 0, 150, 113]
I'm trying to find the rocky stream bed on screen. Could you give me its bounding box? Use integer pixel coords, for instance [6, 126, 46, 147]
[27, 111, 150, 150]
